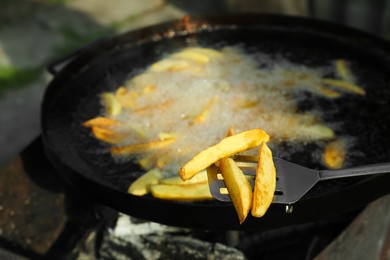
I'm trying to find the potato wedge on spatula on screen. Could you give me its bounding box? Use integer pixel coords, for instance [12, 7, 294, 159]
[252, 142, 276, 218]
[179, 128, 270, 180]
[218, 158, 253, 224]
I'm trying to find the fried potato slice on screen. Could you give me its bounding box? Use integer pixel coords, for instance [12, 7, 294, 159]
[179, 129, 270, 181]
[111, 138, 176, 157]
[298, 124, 335, 140]
[225, 127, 235, 137]
[142, 84, 156, 94]
[322, 78, 365, 95]
[173, 50, 210, 64]
[191, 47, 222, 58]
[174, 47, 222, 59]
[317, 85, 342, 99]
[219, 159, 252, 224]
[150, 182, 213, 201]
[150, 59, 191, 72]
[159, 170, 207, 185]
[322, 139, 346, 169]
[128, 168, 162, 196]
[101, 92, 122, 116]
[138, 154, 158, 171]
[82, 117, 119, 128]
[132, 100, 173, 113]
[156, 154, 170, 169]
[335, 59, 355, 82]
[158, 132, 178, 140]
[234, 99, 258, 109]
[115, 87, 139, 108]
[193, 96, 218, 124]
[91, 126, 125, 144]
[252, 142, 276, 218]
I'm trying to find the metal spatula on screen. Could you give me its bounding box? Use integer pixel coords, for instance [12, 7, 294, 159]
[207, 155, 390, 204]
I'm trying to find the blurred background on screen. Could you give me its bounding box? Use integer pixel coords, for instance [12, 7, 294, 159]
[0, 0, 389, 165]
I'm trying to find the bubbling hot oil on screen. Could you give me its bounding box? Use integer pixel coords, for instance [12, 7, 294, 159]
[108, 47, 348, 176]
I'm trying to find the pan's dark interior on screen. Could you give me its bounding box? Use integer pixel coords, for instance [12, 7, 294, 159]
[41, 15, 390, 229]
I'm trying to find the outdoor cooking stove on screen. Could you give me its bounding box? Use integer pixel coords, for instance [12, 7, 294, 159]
[0, 137, 388, 259]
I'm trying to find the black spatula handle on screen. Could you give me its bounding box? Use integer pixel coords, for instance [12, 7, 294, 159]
[320, 162, 390, 180]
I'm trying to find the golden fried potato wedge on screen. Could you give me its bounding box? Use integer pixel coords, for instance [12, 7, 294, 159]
[317, 85, 341, 99]
[179, 129, 270, 181]
[156, 154, 170, 169]
[189, 47, 222, 58]
[225, 127, 235, 137]
[132, 100, 173, 113]
[322, 78, 365, 95]
[299, 124, 335, 140]
[115, 87, 139, 108]
[252, 142, 276, 218]
[219, 159, 252, 224]
[335, 59, 355, 82]
[91, 126, 125, 144]
[193, 96, 218, 124]
[234, 99, 258, 109]
[138, 155, 157, 171]
[128, 168, 162, 196]
[173, 50, 210, 64]
[101, 93, 122, 116]
[115, 85, 156, 109]
[111, 138, 176, 157]
[159, 170, 207, 185]
[322, 139, 346, 169]
[150, 182, 213, 201]
[137, 153, 175, 171]
[158, 132, 178, 140]
[82, 117, 119, 128]
[150, 59, 191, 72]
[115, 86, 128, 96]
[142, 84, 156, 94]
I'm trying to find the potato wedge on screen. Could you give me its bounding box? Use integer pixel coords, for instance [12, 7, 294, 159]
[322, 78, 365, 95]
[91, 126, 125, 144]
[156, 154, 171, 169]
[82, 117, 119, 128]
[252, 142, 276, 218]
[111, 138, 176, 157]
[317, 85, 341, 99]
[298, 124, 335, 140]
[173, 50, 210, 64]
[179, 129, 270, 181]
[159, 170, 207, 185]
[132, 100, 173, 113]
[219, 159, 252, 224]
[322, 139, 346, 169]
[142, 84, 156, 94]
[115, 88, 136, 108]
[138, 154, 158, 171]
[193, 96, 218, 124]
[150, 182, 213, 201]
[234, 99, 258, 109]
[101, 92, 122, 116]
[225, 127, 235, 137]
[150, 59, 191, 72]
[335, 59, 355, 82]
[128, 168, 161, 196]
[158, 132, 178, 140]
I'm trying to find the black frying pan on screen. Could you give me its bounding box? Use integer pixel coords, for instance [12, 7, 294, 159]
[41, 14, 390, 230]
